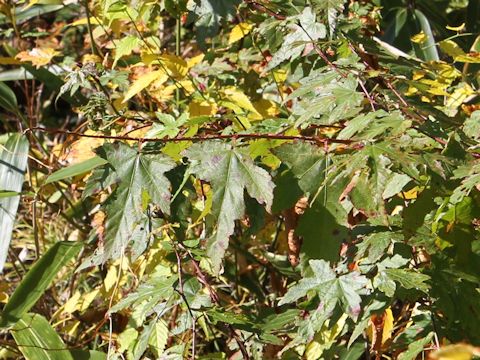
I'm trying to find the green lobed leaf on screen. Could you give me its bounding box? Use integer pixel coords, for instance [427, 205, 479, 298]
[275, 142, 349, 261]
[383, 268, 430, 293]
[113, 35, 141, 67]
[397, 333, 433, 360]
[187, 0, 241, 46]
[184, 141, 274, 274]
[80, 143, 175, 269]
[109, 273, 177, 315]
[273, 142, 327, 196]
[279, 260, 367, 320]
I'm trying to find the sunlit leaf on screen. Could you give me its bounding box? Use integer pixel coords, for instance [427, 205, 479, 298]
[12, 313, 74, 360]
[0, 134, 28, 273]
[16, 47, 60, 68]
[228, 22, 253, 44]
[123, 70, 168, 103]
[184, 142, 274, 273]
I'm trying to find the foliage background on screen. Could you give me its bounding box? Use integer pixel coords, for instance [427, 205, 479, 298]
[1, 0, 480, 359]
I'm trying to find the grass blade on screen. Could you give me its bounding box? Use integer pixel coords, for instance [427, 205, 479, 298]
[45, 156, 108, 184]
[0, 241, 82, 327]
[0, 133, 28, 273]
[11, 313, 74, 360]
[0, 81, 18, 113]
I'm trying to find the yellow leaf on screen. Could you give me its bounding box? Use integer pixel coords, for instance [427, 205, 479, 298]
[16, 48, 60, 68]
[223, 87, 261, 116]
[123, 70, 168, 103]
[152, 80, 195, 101]
[69, 17, 101, 27]
[248, 139, 281, 169]
[63, 291, 81, 314]
[141, 53, 157, 65]
[78, 289, 100, 312]
[25, 0, 39, 8]
[273, 69, 288, 83]
[446, 23, 465, 32]
[25, 0, 63, 9]
[306, 314, 348, 360]
[158, 54, 188, 78]
[82, 54, 102, 64]
[63, 289, 100, 314]
[0, 57, 21, 65]
[412, 70, 425, 80]
[401, 187, 420, 200]
[162, 125, 198, 161]
[430, 344, 480, 360]
[187, 53, 205, 69]
[228, 22, 254, 44]
[234, 116, 251, 130]
[382, 308, 394, 344]
[64, 320, 80, 338]
[424, 62, 461, 82]
[103, 265, 118, 293]
[250, 99, 279, 120]
[420, 79, 449, 96]
[189, 100, 218, 117]
[439, 40, 466, 58]
[454, 53, 480, 63]
[143, 53, 188, 78]
[64, 130, 104, 164]
[446, 83, 474, 109]
[193, 184, 213, 226]
[405, 86, 419, 96]
[411, 31, 427, 44]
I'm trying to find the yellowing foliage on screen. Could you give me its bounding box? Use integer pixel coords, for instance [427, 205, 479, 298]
[16, 48, 60, 68]
[228, 23, 254, 44]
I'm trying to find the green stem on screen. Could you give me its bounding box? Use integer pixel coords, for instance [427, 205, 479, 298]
[84, 0, 103, 58]
[175, 16, 182, 107]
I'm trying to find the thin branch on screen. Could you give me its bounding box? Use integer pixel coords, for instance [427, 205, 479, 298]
[26, 127, 355, 145]
[244, 0, 286, 20]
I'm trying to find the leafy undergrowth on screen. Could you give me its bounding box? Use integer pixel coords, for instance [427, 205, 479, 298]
[1, 0, 480, 359]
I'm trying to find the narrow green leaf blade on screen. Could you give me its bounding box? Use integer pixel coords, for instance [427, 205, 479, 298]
[45, 156, 108, 184]
[0, 81, 18, 113]
[413, 9, 439, 61]
[69, 350, 107, 360]
[0, 134, 29, 273]
[0, 241, 82, 327]
[11, 313, 74, 360]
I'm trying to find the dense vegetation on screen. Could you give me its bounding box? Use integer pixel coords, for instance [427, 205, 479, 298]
[1, 0, 480, 359]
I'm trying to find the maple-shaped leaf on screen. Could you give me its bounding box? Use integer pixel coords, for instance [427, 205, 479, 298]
[184, 142, 274, 273]
[81, 143, 175, 269]
[273, 142, 328, 197]
[187, 0, 241, 46]
[279, 259, 368, 320]
[274, 142, 349, 262]
[373, 255, 430, 296]
[16, 48, 60, 68]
